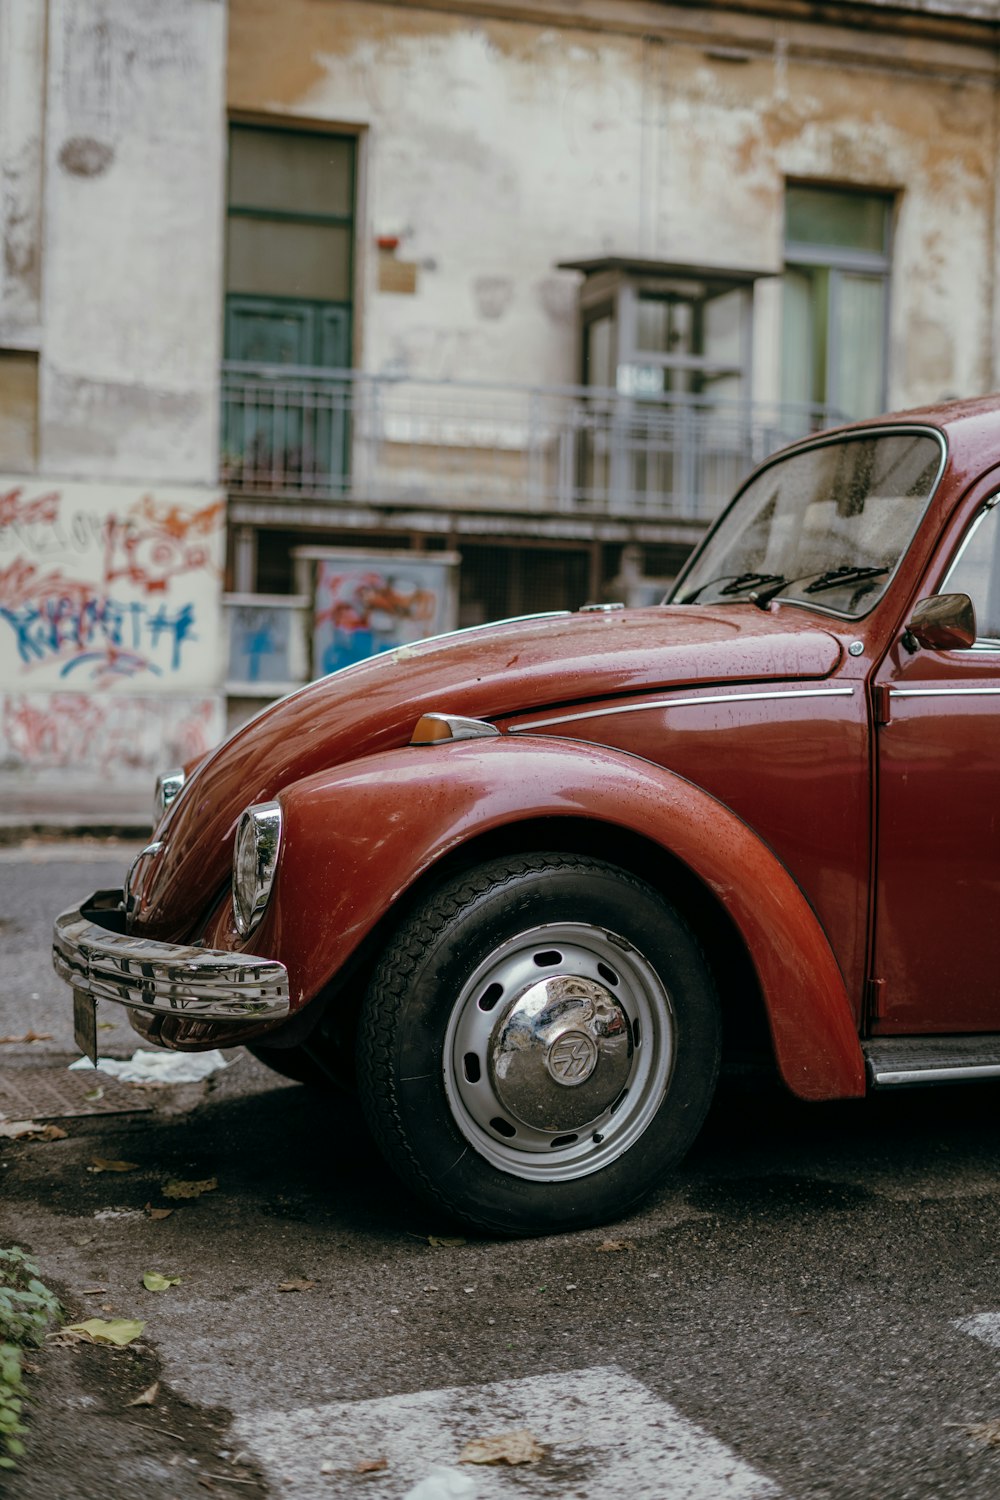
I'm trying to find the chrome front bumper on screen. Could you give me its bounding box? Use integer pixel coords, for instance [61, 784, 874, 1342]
[53, 890, 290, 1022]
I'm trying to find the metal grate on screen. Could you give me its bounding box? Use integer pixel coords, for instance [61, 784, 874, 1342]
[221, 362, 843, 522]
[0, 1067, 152, 1121]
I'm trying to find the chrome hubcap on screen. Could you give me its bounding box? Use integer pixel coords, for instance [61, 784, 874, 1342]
[491, 975, 632, 1130]
[443, 922, 674, 1183]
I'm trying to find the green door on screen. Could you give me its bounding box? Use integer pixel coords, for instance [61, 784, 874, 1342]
[224, 295, 350, 491]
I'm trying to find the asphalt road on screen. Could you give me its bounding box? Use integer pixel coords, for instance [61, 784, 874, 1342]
[3, 842, 1000, 1499]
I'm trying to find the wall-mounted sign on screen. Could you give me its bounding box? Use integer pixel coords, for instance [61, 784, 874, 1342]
[293, 548, 460, 677]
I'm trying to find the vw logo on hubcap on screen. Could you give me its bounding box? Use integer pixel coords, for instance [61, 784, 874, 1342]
[546, 1030, 599, 1086]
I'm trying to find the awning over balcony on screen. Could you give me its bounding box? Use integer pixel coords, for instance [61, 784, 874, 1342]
[556, 256, 777, 297]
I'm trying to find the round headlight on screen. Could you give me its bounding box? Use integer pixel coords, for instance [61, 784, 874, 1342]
[232, 801, 283, 937]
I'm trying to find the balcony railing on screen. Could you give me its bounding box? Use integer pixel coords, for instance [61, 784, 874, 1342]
[221, 363, 844, 524]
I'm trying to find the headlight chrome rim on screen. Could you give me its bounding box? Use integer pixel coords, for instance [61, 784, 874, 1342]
[153, 768, 186, 828]
[232, 801, 283, 937]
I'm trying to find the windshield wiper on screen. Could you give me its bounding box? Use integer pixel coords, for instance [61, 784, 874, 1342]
[679, 571, 787, 604]
[749, 565, 891, 609]
[802, 565, 890, 594]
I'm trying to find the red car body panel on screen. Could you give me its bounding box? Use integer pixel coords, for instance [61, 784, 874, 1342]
[502, 677, 871, 1015]
[198, 737, 865, 1101]
[134, 611, 843, 940]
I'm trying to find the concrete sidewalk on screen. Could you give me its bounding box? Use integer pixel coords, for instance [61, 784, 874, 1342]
[0, 774, 152, 843]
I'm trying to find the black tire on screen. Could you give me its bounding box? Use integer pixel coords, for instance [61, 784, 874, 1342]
[356, 853, 720, 1235]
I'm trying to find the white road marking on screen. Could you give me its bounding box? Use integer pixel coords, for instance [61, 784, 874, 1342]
[232, 1364, 781, 1499]
[956, 1312, 1000, 1349]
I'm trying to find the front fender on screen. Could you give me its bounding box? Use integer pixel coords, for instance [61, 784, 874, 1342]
[240, 736, 865, 1102]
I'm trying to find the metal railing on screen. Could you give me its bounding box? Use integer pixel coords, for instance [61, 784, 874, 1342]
[220, 363, 844, 523]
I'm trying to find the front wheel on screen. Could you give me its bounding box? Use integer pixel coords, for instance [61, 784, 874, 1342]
[356, 854, 720, 1235]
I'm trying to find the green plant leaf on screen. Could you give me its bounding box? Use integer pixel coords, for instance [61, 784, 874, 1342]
[63, 1318, 145, 1347]
[142, 1272, 181, 1293]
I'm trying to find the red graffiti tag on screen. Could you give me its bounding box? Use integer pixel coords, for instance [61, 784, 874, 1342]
[103, 494, 225, 595]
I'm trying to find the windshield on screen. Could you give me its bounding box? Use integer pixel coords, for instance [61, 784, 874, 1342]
[670, 429, 945, 617]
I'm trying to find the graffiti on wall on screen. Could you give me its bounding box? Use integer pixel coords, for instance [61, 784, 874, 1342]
[1, 691, 224, 773]
[308, 552, 459, 675]
[225, 596, 308, 689]
[0, 479, 225, 690]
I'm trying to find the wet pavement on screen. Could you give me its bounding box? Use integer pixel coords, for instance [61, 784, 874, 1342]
[5, 845, 1000, 1499]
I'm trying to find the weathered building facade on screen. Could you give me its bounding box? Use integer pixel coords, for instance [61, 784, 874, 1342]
[0, 0, 228, 779]
[2, 0, 999, 774]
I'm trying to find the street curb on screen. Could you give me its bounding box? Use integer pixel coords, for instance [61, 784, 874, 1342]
[0, 818, 152, 845]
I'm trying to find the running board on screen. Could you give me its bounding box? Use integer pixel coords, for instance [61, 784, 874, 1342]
[863, 1035, 1000, 1088]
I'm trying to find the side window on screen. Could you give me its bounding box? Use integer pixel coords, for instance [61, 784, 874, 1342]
[944, 499, 1000, 644]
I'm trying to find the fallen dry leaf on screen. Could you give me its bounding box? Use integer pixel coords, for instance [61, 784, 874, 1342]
[354, 1457, 388, 1474]
[145, 1203, 174, 1220]
[62, 1317, 145, 1347]
[459, 1430, 546, 1466]
[596, 1238, 635, 1253]
[947, 1419, 1000, 1447]
[127, 1381, 160, 1408]
[162, 1176, 217, 1199]
[0, 1030, 53, 1045]
[277, 1279, 317, 1293]
[142, 1271, 181, 1292]
[46, 1329, 90, 1347]
[0, 1120, 67, 1141]
[88, 1157, 138, 1173]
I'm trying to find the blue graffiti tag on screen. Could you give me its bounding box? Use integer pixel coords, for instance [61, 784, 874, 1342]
[0, 595, 199, 679]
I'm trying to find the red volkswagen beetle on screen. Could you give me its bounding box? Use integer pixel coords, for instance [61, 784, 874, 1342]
[54, 396, 1000, 1234]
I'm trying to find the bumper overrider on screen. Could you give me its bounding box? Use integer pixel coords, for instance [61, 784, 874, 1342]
[53, 890, 290, 1022]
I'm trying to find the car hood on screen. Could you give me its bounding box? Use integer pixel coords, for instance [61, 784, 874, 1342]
[136, 605, 843, 938]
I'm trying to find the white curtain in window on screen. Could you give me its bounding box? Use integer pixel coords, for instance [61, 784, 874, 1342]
[833, 273, 885, 421]
[781, 270, 814, 414]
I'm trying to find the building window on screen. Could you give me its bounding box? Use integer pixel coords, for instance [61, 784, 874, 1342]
[782, 185, 893, 423]
[222, 123, 358, 574]
[225, 123, 355, 368]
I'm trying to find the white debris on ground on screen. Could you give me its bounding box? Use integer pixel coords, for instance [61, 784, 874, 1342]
[403, 1471, 477, 1500]
[68, 1049, 232, 1084]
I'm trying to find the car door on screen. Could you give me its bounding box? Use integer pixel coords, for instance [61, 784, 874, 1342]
[872, 493, 1000, 1034]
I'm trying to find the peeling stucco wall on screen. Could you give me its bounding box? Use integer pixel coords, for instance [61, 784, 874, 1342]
[40, 0, 227, 484]
[0, 0, 229, 780]
[0, 0, 46, 350]
[228, 0, 1000, 409]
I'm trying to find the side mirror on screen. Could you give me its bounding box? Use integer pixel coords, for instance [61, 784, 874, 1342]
[905, 593, 977, 652]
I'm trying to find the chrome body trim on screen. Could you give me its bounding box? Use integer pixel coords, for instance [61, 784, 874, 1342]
[124, 841, 164, 921]
[871, 1063, 1000, 1087]
[232, 800, 283, 938]
[53, 890, 289, 1022]
[941, 493, 1000, 591]
[510, 686, 854, 735]
[890, 687, 1000, 698]
[415, 713, 501, 743]
[154, 768, 186, 825]
[863, 1036, 1000, 1088]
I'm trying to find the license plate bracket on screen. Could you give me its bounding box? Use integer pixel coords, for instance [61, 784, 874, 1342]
[73, 989, 98, 1066]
